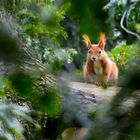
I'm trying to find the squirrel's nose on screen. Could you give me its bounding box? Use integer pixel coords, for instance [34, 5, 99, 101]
[92, 57, 96, 61]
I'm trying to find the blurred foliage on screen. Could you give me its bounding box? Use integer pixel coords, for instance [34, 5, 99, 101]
[0, 2, 63, 138]
[109, 43, 140, 71]
[8, 72, 61, 117]
[108, 42, 140, 84]
[0, 0, 77, 73]
[104, 0, 140, 43]
[0, 76, 38, 140]
[135, 23, 140, 33]
[87, 69, 140, 140]
[0, 103, 37, 140]
[68, 0, 109, 40]
[0, 0, 140, 140]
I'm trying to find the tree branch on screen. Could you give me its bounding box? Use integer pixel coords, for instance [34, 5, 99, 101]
[120, 9, 140, 41]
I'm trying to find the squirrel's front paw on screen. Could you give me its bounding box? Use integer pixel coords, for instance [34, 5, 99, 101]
[94, 82, 101, 86]
[94, 81, 109, 88]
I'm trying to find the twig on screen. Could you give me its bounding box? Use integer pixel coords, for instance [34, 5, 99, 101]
[120, 9, 140, 41]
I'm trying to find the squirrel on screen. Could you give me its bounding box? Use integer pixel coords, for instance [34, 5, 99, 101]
[83, 33, 118, 85]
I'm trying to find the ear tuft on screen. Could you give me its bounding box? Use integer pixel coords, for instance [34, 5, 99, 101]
[100, 32, 106, 45]
[82, 34, 91, 48]
[99, 32, 106, 49]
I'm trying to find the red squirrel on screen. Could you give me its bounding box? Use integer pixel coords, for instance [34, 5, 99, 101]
[83, 33, 118, 85]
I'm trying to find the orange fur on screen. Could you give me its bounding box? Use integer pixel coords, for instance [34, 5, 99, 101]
[82, 34, 91, 47]
[83, 33, 118, 85]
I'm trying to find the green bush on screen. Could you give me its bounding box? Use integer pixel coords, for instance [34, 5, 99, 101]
[109, 43, 140, 78]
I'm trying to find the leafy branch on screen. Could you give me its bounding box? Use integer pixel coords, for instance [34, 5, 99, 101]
[120, 9, 140, 41]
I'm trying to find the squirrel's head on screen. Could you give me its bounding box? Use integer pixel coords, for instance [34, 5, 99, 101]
[82, 33, 106, 62]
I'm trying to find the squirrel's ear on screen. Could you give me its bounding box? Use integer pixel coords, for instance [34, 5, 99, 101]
[82, 34, 91, 48]
[99, 32, 106, 49]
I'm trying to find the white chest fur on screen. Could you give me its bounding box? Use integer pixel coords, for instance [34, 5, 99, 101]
[93, 61, 103, 75]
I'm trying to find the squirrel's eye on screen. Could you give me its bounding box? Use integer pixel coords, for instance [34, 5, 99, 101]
[88, 50, 91, 53]
[99, 50, 101, 54]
